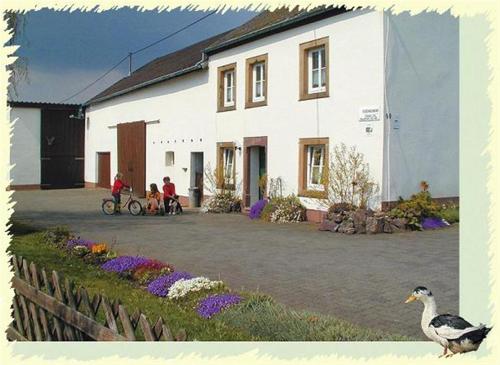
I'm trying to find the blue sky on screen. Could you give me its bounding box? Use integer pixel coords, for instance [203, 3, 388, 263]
[8, 7, 257, 104]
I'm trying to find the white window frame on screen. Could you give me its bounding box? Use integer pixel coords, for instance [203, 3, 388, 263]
[224, 70, 235, 107]
[308, 46, 326, 94]
[223, 148, 235, 186]
[306, 145, 325, 190]
[252, 62, 265, 102]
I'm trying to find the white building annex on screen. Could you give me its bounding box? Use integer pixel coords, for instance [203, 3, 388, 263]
[84, 6, 459, 221]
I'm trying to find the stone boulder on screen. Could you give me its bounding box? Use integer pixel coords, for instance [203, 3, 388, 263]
[318, 219, 339, 232]
[390, 217, 408, 232]
[366, 217, 384, 234]
[338, 219, 355, 234]
[352, 209, 368, 234]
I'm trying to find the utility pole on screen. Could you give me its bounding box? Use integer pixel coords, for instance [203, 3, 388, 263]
[128, 53, 132, 76]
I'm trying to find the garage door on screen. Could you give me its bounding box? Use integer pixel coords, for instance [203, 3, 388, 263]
[117, 121, 146, 197]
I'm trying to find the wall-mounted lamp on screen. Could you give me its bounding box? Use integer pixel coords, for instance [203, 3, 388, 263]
[235, 146, 242, 152]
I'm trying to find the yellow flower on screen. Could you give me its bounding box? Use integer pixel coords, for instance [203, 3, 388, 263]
[91, 243, 108, 254]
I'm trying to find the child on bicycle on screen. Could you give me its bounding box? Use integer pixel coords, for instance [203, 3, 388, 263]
[144, 183, 161, 215]
[111, 172, 130, 214]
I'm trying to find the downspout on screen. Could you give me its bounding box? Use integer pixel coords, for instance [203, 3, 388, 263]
[383, 11, 392, 207]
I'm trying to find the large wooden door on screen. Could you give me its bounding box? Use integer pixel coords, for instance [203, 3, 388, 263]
[117, 121, 146, 197]
[41, 109, 84, 189]
[97, 152, 111, 188]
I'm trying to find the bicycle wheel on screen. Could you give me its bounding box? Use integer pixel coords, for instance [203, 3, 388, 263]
[102, 199, 115, 215]
[128, 200, 143, 216]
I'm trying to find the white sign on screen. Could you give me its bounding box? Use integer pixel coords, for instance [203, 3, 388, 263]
[359, 106, 380, 122]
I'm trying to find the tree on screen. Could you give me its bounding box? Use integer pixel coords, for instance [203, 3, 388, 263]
[4, 11, 29, 99]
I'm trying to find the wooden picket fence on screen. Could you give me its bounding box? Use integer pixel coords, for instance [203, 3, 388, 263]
[7, 255, 186, 341]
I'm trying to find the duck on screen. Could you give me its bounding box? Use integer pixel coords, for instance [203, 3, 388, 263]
[405, 286, 491, 357]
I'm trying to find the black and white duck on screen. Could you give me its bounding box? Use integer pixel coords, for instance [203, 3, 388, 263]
[405, 286, 491, 357]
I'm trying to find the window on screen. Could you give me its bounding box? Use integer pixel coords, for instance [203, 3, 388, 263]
[224, 70, 235, 106]
[217, 63, 237, 112]
[245, 54, 268, 108]
[217, 142, 236, 189]
[308, 47, 326, 93]
[299, 37, 329, 101]
[307, 145, 325, 190]
[298, 137, 329, 197]
[165, 151, 175, 166]
[223, 148, 235, 186]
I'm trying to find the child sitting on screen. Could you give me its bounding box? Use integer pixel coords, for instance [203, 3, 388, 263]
[144, 183, 161, 215]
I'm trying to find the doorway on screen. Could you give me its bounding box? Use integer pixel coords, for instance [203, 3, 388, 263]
[117, 121, 146, 197]
[190, 152, 204, 200]
[97, 152, 111, 188]
[243, 136, 267, 208]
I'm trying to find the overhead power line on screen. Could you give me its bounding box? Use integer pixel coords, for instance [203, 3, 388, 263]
[59, 9, 218, 104]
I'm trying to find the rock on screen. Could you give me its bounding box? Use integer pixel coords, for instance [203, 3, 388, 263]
[352, 209, 368, 234]
[319, 219, 338, 232]
[332, 213, 344, 224]
[366, 217, 384, 234]
[391, 218, 408, 231]
[366, 208, 375, 217]
[338, 219, 355, 234]
[383, 220, 393, 233]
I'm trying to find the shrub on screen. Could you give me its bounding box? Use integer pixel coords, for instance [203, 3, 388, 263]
[328, 143, 379, 208]
[147, 272, 193, 297]
[389, 188, 441, 230]
[197, 293, 242, 319]
[327, 202, 356, 217]
[437, 206, 459, 224]
[131, 260, 174, 285]
[202, 192, 242, 213]
[41, 226, 71, 248]
[261, 195, 306, 223]
[167, 277, 224, 300]
[249, 199, 268, 219]
[218, 293, 409, 341]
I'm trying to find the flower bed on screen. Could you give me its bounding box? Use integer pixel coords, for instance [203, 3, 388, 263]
[58, 236, 244, 319]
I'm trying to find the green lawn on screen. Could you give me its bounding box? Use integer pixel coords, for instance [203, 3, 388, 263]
[7, 223, 412, 341]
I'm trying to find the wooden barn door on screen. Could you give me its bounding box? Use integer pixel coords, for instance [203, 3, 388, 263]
[97, 152, 111, 188]
[41, 109, 84, 189]
[117, 121, 146, 197]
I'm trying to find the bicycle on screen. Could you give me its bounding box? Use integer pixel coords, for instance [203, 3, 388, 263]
[102, 188, 143, 216]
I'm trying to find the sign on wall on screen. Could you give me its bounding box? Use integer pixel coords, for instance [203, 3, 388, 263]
[359, 106, 380, 122]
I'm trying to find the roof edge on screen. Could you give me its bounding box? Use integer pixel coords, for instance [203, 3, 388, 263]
[7, 101, 81, 109]
[85, 61, 205, 106]
[204, 6, 351, 55]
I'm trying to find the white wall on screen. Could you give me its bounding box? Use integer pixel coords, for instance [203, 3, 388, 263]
[209, 9, 385, 209]
[86, 10, 386, 210]
[85, 71, 213, 197]
[9, 107, 41, 185]
[384, 11, 459, 201]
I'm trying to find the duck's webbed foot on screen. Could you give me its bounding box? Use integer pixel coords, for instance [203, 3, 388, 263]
[438, 347, 448, 358]
[444, 352, 456, 358]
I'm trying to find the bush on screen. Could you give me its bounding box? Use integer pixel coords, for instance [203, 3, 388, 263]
[249, 199, 268, 219]
[202, 192, 241, 213]
[389, 189, 441, 230]
[261, 195, 306, 223]
[41, 226, 71, 248]
[437, 206, 459, 224]
[218, 293, 410, 341]
[327, 202, 356, 217]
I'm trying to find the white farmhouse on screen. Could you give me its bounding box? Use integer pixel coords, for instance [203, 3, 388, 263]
[84, 6, 459, 221]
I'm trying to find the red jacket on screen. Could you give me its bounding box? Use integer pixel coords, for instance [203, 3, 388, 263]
[112, 179, 128, 194]
[162, 182, 176, 198]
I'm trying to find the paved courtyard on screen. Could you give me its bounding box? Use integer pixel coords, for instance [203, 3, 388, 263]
[10, 188, 459, 339]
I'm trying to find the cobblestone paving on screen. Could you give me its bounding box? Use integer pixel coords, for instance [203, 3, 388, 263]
[11, 189, 459, 339]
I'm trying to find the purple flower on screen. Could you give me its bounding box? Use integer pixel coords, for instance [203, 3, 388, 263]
[147, 272, 193, 297]
[249, 199, 268, 219]
[197, 294, 242, 319]
[422, 217, 449, 230]
[67, 238, 95, 249]
[101, 256, 150, 273]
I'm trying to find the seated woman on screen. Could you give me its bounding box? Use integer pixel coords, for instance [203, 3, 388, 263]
[144, 183, 161, 215]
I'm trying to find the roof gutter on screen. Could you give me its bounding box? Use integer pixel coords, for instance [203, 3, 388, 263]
[84, 61, 205, 106]
[204, 6, 351, 55]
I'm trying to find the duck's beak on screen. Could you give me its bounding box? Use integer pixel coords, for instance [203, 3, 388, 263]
[405, 295, 416, 303]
